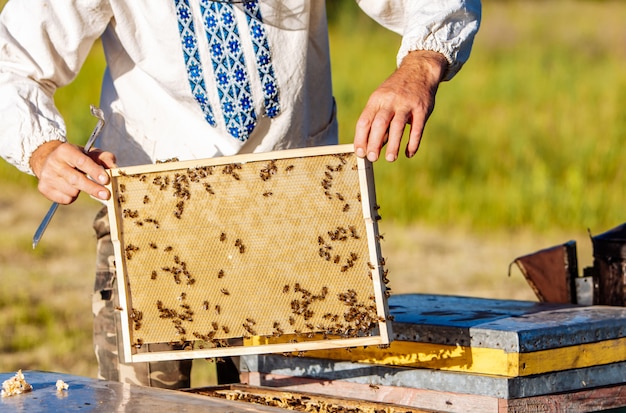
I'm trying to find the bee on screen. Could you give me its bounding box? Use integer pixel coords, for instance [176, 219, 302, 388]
[376, 234, 385, 241]
[164, 246, 173, 252]
[369, 383, 380, 390]
[134, 338, 144, 349]
[273, 321, 280, 329]
[356, 193, 362, 202]
[119, 183, 126, 193]
[220, 288, 229, 295]
[350, 252, 358, 261]
[202, 301, 210, 311]
[156, 300, 163, 309]
[335, 193, 344, 201]
[288, 317, 295, 325]
[317, 236, 324, 245]
[219, 232, 226, 242]
[114, 306, 123, 311]
[174, 255, 180, 264]
[178, 292, 187, 301]
[232, 172, 240, 181]
[234, 239, 242, 247]
[246, 318, 256, 325]
[367, 262, 375, 270]
[149, 242, 158, 249]
[263, 191, 273, 197]
[150, 271, 157, 280]
[143, 195, 150, 204]
[321, 179, 331, 190]
[215, 305, 221, 314]
[349, 226, 360, 239]
[340, 265, 349, 273]
[380, 257, 386, 266]
[139, 175, 147, 182]
[324, 171, 333, 180]
[118, 170, 127, 176]
[117, 195, 126, 205]
[212, 322, 219, 330]
[285, 165, 294, 173]
[333, 255, 340, 264]
[239, 245, 246, 254]
[222, 326, 230, 334]
[204, 183, 215, 194]
[123, 209, 139, 219]
[324, 191, 333, 199]
[134, 221, 143, 227]
[218, 269, 225, 279]
[342, 203, 350, 212]
[282, 285, 290, 293]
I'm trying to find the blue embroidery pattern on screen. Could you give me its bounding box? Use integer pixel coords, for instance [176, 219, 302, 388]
[173, 0, 281, 141]
[200, 0, 256, 141]
[173, 0, 216, 127]
[242, 2, 281, 118]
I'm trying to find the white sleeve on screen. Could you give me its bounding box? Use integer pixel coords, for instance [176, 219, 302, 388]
[356, 0, 481, 81]
[0, 0, 112, 174]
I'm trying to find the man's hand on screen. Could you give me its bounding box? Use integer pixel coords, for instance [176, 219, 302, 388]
[354, 50, 448, 162]
[30, 141, 117, 204]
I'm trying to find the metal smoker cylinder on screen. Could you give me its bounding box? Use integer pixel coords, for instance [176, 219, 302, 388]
[591, 222, 626, 306]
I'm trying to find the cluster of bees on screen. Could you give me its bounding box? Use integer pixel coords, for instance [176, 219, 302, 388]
[320, 155, 355, 213]
[114, 152, 389, 351]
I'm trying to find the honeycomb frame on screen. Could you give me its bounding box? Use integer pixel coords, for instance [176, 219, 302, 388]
[106, 144, 391, 363]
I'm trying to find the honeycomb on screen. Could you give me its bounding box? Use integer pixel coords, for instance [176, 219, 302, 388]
[107, 145, 389, 360]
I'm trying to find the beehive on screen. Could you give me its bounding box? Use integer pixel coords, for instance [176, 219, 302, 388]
[105, 144, 391, 363]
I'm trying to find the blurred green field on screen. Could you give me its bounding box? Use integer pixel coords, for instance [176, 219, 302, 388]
[330, 0, 626, 232]
[0, 0, 624, 383]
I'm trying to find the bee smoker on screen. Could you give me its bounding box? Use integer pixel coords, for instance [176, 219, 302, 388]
[590, 222, 626, 306]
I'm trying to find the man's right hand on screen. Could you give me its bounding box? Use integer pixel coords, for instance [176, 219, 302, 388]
[29, 141, 117, 204]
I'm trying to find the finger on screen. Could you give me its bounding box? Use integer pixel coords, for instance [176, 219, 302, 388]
[65, 166, 111, 201]
[88, 149, 118, 177]
[354, 109, 374, 159]
[68, 147, 110, 186]
[384, 115, 408, 162]
[366, 109, 394, 162]
[96, 150, 117, 169]
[37, 177, 80, 205]
[405, 111, 428, 158]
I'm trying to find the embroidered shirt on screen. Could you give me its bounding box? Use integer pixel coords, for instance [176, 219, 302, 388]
[0, 0, 481, 174]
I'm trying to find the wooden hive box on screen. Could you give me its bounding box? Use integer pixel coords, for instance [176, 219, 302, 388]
[105, 144, 391, 363]
[240, 294, 626, 413]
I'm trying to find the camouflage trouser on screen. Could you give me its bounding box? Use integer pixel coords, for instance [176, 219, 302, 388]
[92, 207, 193, 389]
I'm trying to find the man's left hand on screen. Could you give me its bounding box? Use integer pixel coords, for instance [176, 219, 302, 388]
[354, 50, 448, 162]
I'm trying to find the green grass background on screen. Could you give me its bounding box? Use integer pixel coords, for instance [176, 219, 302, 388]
[0, 0, 625, 382]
